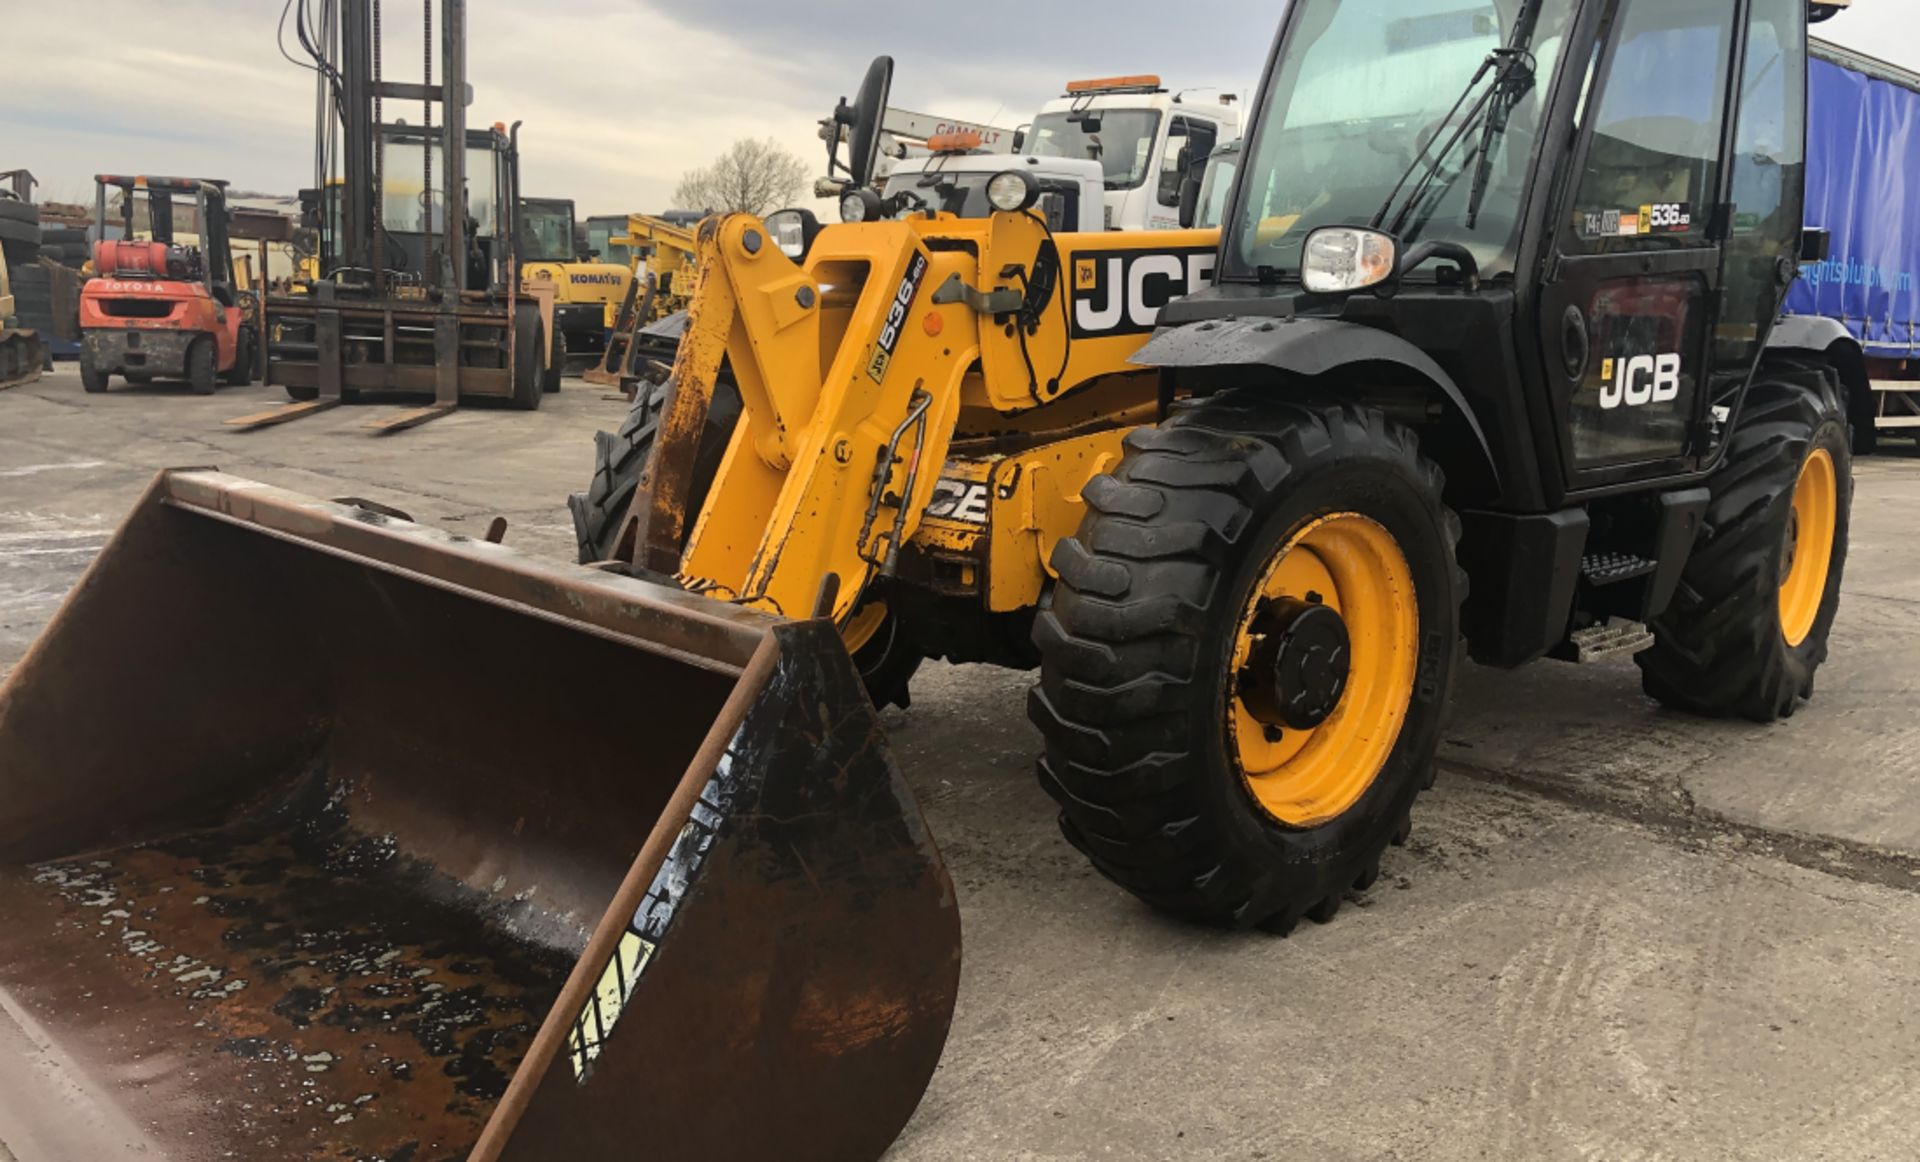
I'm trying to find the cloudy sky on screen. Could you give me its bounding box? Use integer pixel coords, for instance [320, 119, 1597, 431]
[3, 2, 1915, 215]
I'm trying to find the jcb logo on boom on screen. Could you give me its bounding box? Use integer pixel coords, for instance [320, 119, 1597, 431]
[1599, 353, 1682, 410]
[1071, 247, 1216, 338]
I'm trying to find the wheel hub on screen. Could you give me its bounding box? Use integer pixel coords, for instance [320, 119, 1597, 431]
[1240, 597, 1352, 731]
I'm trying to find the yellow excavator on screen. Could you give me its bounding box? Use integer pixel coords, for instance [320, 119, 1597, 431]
[0, 3, 1864, 1159]
[520, 196, 633, 376]
[0, 247, 46, 391]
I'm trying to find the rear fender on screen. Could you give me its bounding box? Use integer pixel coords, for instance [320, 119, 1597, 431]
[1134, 316, 1501, 496]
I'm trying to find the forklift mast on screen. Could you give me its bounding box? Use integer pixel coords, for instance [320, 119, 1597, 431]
[323, 0, 509, 300]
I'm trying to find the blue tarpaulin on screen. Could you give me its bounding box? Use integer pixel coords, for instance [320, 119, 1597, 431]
[1788, 53, 1920, 357]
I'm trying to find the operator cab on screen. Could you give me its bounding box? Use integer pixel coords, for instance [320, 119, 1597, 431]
[92, 175, 236, 306]
[1164, 0, 1820, 503]
[518, 197, 579, 264]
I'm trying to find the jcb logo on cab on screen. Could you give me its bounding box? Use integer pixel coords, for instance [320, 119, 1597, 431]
[1599, 353, 1681, 410]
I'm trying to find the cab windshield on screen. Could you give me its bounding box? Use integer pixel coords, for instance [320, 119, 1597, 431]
[1025, 109, 1163, 191]
[519, 202, 576, 263]
[1224, 0, 1575, 281]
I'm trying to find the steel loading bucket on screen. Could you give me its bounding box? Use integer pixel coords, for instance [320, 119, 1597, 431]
[0, 470, 960, 1162]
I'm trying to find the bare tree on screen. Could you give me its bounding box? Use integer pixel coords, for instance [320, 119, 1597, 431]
[673, 138, 810, 217]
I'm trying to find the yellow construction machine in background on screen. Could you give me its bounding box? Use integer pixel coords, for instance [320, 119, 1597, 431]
[520, 196, 633, 375]
[583, 211, 704, 391]
[0, 247, 46, 391]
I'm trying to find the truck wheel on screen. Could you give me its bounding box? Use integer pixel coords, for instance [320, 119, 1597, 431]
[1639, 368, 1851, 722]
[186, 337, 217, 394]
[1030, 396, 1465, 932]
[223, 330, 255, 386]
[80, 347, 109, 393]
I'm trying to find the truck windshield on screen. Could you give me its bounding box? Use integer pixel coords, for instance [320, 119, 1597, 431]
[520, 202, 576, 263]
[1025, 109, 1163, 191]
[1224, 0, 1575, 281]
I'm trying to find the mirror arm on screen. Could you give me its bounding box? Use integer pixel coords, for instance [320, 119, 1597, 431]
[1398, 240, 1481, 287]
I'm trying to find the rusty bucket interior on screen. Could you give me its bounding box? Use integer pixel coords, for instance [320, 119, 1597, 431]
[0, 470, 959, 1162]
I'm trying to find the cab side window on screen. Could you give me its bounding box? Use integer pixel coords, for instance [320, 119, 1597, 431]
[1568, 0, 1736, 253]
[1717, 0, 1807, 365]
[1159, 117, 1218, 207]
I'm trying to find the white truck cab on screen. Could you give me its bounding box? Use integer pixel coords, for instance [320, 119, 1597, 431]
[1023, 76, 1242, 231]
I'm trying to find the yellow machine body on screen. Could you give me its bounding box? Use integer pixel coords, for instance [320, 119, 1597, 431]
[617, 210, 1219, 633]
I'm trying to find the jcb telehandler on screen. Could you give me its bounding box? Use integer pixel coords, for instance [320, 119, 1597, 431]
[0, 1, 1862, 1159]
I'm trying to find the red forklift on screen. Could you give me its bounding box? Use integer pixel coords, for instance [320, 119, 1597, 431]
[78, 175, 256, 395]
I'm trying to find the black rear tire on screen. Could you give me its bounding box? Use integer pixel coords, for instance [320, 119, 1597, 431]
[80, 347, 109, 393]
[1029, 395, 1465, 932]
[1638, 365, 1851, 722]
[186, 336, 217, 394]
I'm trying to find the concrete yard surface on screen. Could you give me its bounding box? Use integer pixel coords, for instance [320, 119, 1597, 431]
[3, 369, 1920, 1160]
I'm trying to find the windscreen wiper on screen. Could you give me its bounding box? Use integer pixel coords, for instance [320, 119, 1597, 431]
[1372, 2, 1545, 237]
[1465, 4, 1544, 228]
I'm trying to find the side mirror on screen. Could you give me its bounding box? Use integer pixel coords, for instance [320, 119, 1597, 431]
[765, 208, 822, 262]
[836, 56, 895, 190]
[1177, 175, 1202, 229]
[1801, 227, 1832, 263]
[1012, 127, 1028, 153]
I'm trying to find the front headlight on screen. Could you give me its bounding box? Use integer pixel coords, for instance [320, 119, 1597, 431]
[986, 170, 1040, 214]
[840, 188, 885, 224]
[1301, 227, 1398, 294]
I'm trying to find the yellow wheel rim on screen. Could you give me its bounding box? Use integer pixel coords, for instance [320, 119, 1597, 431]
[1779, 446, 1838, 649]
[1228, 514, 1419, 829]
[842, 601, 889, 654]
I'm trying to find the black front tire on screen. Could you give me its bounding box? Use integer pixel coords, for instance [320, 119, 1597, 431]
[1639, 364, 1851, 722]
[1030, 396, 1465, 932]
[567, 374, 742, 565]
[223, 330, 255, 386]
[509, 307, 545, 410]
